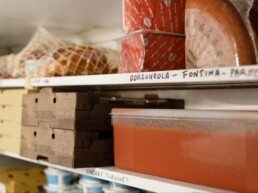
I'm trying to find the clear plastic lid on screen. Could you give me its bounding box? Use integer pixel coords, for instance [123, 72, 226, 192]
[44, 185, 73, 192]
[111, 108, 258, 121]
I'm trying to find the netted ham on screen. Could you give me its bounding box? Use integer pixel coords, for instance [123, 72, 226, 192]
[36, 46, 108, 77]
[13, 27, 73, 77]
[0, 54, 17, 78]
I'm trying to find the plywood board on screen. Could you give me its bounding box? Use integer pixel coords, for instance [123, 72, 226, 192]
[21, 122, 113, 168]
[0, 121, 21, 137]
[0, 168, 46, 193]
[0, 107, 22, 123]
[0, 120, 21, 153]
[0, 135, 20, 154]
[0, 89, 27, 107]
[22, 88, 112, 131]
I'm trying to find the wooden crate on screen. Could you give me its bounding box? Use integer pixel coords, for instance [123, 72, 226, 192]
[0, 89, 29, 154]
[0, 168, 46, 193]
[22, 89, 184, 131]
[21, 122, 113, 168]
[21, 88, 114, 168]
[0, 107, 22, 123]
[0, 89, 27, 107]
[0, 121, 21, 153]
[21, 88, 112, 131]
[21, 88, 183, 168]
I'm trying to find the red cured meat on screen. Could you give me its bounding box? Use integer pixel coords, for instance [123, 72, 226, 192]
[123, 0, 186, 34]
[119, 31, 185, 73]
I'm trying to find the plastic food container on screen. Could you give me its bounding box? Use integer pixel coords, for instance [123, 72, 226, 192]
[122, 0, 186, 34]
[44, 168, 73, 187]
[112, 108, 258, 193]
[0, 183, 6, 193]
[79, 178, 107, 193]
[103, 187, 139, 193]
[118, 31, 185, 73]
[80, 175, 106, 184]
[44, 185, 73, 193]
[109, 182, 133, 191]
[82, 184, 105, 193]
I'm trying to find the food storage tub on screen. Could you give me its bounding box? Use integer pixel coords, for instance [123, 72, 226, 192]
[118, 31, 185, 73]
[79, 176, 107, 193]
[112, 109, 258, 193]
[103, 187, 139, 193]
[44, 185, 73, 193]
[109, 182, 134, 191]
[122, 0, 186, 34]
[79, 181, 106, 193]
[79, 175, 106, 184]
[44, 168, 73, 187]
[81, 183, 105, 193]
[0, 183, 6, 193]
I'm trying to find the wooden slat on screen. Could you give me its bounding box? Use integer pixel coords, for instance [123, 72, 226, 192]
[21, 122, 114, 168]
[22, 88, 77, 115]
[73, 139, 114, 167]
[0, 135, 20, 154]
[0, 89, 28, 106]
[0, 121, 21, 137]
[74, 131, 113, 148]
[0, 169, 46, 193]
[21, 122, 75, 157]
[22, 88, 77, 128]
[76, 92, 94, 110]
[73, 153, 114, 168]
[22, 89, 114, 131]
[0, 106, 22, 123]
[75, 139, 113, 153]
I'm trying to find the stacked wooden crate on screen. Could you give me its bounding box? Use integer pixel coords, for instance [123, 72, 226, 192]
[20, 88, 184, 168]
[21, 88, 114, 168]
[0, 89, 28, 153]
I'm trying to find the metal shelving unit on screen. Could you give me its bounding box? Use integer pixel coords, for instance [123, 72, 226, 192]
[30, 65, 258, 89]
[0, 78, 24, 88]
[1, 66, 257, 192]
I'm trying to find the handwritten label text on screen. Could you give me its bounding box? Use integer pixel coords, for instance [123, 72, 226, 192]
[130, 72, 170, 82]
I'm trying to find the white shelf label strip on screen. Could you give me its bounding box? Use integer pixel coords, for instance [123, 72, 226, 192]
[0, 65, 258, 88]
[31, 65, 258, 87]
[0, 79, 25, 88]
[80, 168, 235, 193]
